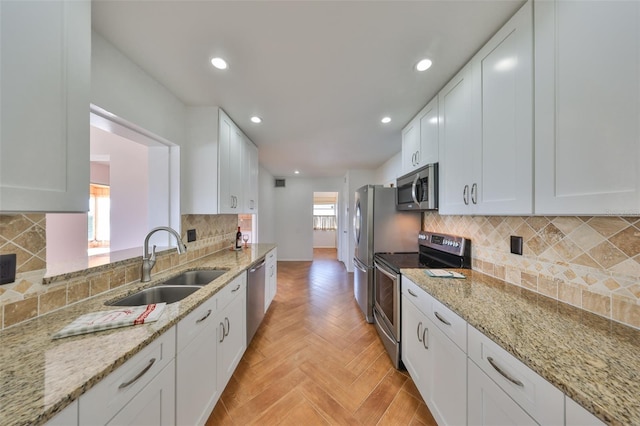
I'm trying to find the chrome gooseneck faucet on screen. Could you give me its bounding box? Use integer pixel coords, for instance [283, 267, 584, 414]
[141, 226, 187, 282]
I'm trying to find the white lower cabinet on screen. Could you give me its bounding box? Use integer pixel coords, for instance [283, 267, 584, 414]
[401, 279, 467, 426]
[79, 328, 176, 425]
[217, 274, 247, 391]
[468, 359, 537, 426]
[565, 396, 605, 426]
[468, 325, 564, 426]
[176, 292, 219, 426]
[264, 248, 278, 312]
[107, 360, 175, 426]
[46, 400, 78, 426]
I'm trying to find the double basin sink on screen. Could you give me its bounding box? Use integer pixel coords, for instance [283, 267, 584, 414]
[106, 269, 228, 306]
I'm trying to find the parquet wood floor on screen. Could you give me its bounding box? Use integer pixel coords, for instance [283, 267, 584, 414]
[206, 250, 437, 425]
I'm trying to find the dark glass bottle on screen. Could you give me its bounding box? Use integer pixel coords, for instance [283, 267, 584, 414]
[235, 226, 242, 250]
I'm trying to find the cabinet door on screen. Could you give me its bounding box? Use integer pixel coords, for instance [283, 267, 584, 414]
[468, 359, 537, 426]
[265, 249, 277, 312]
[217, 287, 247, 391]
[107, 360, 175, 426]
[218, 111, 234, 213]
[0, 0, 90, 212]
[535, 0, 640, 215]
[438, 63, 479, 214]
[176, 300, 219, 426]
[401, 294, 432, 403]
[243, 139, 259, 213]
[46, 400, 78, 426]
[401, 119, 420, 175]
[565, 396, 606, 426]
[425, 317, 467, 426]
[476, 0, 533, 215]
[419, 97, 439, 166]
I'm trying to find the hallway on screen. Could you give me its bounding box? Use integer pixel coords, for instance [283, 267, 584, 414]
[207, 255, 437, 425]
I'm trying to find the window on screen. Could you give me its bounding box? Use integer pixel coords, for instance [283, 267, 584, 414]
[313, 203, 337, 230]
[88, 184, 110, 250]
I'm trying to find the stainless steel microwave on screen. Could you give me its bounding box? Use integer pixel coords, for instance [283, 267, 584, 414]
[396, 163, 438, 211]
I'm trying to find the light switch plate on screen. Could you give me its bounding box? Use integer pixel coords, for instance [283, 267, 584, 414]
[510, 236, 523, 256]
[0, 253, 17, 284]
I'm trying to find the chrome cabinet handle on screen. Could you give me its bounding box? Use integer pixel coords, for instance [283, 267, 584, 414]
[423, 328, 429, 350]
[415, 150, 420, 166]
[487, 356, 524, 387]
[219, 322, 225, 342]
[224, 317, 230, 337]
[434, 311, 451, 326]
[407, 288, 418, 298]
[417, 322, 423, 342]
[232, 284, 241, 292]
[463, 185, 469, 205]
[119, 358, 156, 389]
[196, 309, 212, 324]
[471, 183, 478, 205]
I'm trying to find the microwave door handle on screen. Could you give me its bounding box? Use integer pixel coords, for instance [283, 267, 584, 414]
[411, 173, 420, 204]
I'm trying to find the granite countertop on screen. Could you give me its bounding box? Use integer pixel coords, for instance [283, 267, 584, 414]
[0, 244, 275, 426]
[401, 268, 640, 426]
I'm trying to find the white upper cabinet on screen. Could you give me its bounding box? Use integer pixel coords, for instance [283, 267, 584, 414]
[183, 107, 259, 214]
[474, 0, 533, 215]
[439, 0, 532, 215]
[243, 137, 259, 213]
[0, 0, 90, 212]
[534, 0, 640, 215]
[438, 62, 479, 214]
[401, 97, 438, 176]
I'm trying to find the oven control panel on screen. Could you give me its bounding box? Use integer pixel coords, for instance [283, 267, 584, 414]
[419, 231, 469, 257]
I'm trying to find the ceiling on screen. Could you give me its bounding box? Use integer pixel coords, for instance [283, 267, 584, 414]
[92, 0, 525, 178]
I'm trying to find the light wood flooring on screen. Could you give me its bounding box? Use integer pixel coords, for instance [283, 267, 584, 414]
[206, 249, 437, 425]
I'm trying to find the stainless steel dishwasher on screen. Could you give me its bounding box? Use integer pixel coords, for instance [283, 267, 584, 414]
[246, 259, 266, 345]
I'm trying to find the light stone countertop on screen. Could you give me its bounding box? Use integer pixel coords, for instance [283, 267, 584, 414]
[401, 268, 640, 426]
[0, 244, 275, 426]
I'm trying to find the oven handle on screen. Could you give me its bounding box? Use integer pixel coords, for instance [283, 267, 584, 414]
[373, 309, 396, 343]
[374, 261, 398, 281]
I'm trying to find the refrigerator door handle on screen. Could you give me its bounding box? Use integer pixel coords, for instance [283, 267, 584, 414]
[353, 257, 368, 272]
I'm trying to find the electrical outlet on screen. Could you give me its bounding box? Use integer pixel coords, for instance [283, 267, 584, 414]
[187, 229, 196, 242]
[0, 254, 17, 284]
[510, 236, 523, 256]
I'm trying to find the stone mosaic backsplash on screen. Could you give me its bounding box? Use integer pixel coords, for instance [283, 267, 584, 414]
[0, 214, 238, 329]
[423, 213, 640, 329]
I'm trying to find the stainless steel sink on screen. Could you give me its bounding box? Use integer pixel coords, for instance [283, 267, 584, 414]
[106, 285, 201, 306]
[159, 269, 228, 287]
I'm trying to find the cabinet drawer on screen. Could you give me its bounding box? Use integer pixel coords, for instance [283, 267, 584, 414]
[428, 297, 467, 352]
[217, 272, 246, 310]
[79, 327, 176, 425]
[177, 294, 217, 352]
[468, 325, 564, 425]
[402, 277, 432, 316]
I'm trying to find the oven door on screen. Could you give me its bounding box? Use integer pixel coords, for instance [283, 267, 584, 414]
[374, 261, 400, 340]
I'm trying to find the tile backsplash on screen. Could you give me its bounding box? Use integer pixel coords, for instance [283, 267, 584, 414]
[423, 213, 640, 329]
[0, 213, 238, 329]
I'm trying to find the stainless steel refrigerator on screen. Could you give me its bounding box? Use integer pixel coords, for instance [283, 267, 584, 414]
[353, 185, 421, 323]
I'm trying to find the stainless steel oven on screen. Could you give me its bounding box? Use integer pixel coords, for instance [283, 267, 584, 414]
[373, 259, 401, 368]
[373, 231, 471, 369]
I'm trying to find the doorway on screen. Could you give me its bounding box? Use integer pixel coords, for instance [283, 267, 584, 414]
[313, 191, 338, 260]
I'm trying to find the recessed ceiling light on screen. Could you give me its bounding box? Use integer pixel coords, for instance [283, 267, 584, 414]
[210, 57, 228, 70]
[381, 117, 392, 124]
[294, 170, 300, 174]
[415, 58, 433, 72]
[251, 116, 262, 124]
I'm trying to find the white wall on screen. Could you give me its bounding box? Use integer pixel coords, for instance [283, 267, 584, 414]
[91, 127, 149, 252]
[313, 230, 336, 248]
[46, 213, 89, 264]
[257, 166, 276, 244]
[269, 176, 342, 261]
[91, 31, 186, 146]
[375, 152, 402, 186]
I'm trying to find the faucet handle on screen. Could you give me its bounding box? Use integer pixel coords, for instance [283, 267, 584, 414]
[150, 245, 157, 261]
